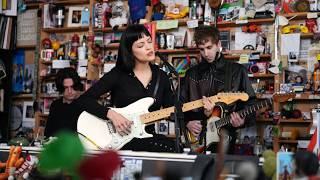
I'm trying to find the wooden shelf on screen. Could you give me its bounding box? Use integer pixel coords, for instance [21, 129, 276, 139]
[46, 0, 89, 5]
[248, 73, 274, 78]
[12, 94, 33, 99]
[39, 94, 60, 98]
[93, 26, 127, 33]
[256, 93, 274, 99]
[300, 33, 314, 39]
[41, 60, 52, 65]
[42, 27, 89, 33]
[280, 118, 312, 123]
[16, 45, 36, 49]
[157, 48, 200, 54]
[217, 18, 274, 28]
[280, 12, 320, 20]
[105, 43, 120, 49]
[293, 93, 320, 100]
[278, 139, 298, 144]
[256, 118, 273, 123]
[39, 113, 49, 117]
[224, 54, 272, 60]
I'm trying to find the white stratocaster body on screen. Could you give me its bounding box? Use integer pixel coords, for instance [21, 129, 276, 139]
[77, 97, 154, 150]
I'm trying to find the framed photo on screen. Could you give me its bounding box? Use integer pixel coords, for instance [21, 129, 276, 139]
[277, 152, 294, 180]
[157, 120, 169, 135]
[67, 7, 86, 27]
[22, 101, 35, 128]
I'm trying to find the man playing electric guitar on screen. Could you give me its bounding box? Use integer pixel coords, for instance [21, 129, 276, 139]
[181, 25, 257, 154]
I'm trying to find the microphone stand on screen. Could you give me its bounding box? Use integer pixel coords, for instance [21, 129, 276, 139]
[162, 59, 190, 153]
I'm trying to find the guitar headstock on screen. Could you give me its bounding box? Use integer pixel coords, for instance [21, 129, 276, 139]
[215, 92, 249, 105]
[273, 93, 296, 102]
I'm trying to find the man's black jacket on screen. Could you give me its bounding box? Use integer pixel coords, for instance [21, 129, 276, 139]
[180, 54, 257, 130]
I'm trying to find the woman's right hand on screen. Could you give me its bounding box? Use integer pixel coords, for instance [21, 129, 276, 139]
[186, 120, 202, 137]
[107, 109, 132, 136]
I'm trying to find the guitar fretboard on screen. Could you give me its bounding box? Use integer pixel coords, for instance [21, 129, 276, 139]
[140, 93, 248, 124]
[215, 98, 273, 129]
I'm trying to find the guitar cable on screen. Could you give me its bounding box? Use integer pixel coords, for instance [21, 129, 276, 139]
[77, 132, 103, 150]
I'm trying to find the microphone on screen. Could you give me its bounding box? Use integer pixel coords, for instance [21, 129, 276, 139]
[155, 51, 179, 76]
[155, 51, 168, 62]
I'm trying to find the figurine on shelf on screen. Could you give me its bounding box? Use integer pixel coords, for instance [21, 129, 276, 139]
[109, 0, 128, 28]
[152, 1, 166, 20]
[42, 38, 52, 49]
[70, 34, 80, 60]
[304, 72, 313, 92]
[90, 44, 102, 65]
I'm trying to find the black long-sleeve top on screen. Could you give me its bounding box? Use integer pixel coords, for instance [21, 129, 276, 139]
[44, 98, 84, 138]
[76, 63, 174, 122]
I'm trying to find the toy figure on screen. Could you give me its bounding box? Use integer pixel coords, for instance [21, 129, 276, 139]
[152, 1, 166, 20]
[0, 146, 24, 179]
[14, 155, 38, 180]
[109, 0, 128, 27]
[90, 44, 102, 65]
[314, 62, 320, 93]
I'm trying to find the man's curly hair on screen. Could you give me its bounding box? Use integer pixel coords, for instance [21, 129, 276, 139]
[194, 25, 220, 46]
[55, 67, 83, 93]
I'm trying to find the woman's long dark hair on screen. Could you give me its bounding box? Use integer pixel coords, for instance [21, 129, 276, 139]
[116, 24, 151, 72]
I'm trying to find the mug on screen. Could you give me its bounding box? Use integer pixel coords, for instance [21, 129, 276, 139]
[41, 49, 54, 61]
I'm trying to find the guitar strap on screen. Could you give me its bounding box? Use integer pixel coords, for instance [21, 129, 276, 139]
[152, 68, 161, 99]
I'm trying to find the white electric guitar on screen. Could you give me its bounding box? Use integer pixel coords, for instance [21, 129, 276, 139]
[77, 92, 249, 150]
[206, 93, 296, 146]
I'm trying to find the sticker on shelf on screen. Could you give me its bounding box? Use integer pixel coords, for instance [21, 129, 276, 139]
[52, 60, 70, 69]
[235, 19, 248, 24]
[307, 13, 318, 19]
[186, 20, 198, 28]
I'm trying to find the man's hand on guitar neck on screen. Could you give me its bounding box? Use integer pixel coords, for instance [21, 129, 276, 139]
[230, 112, 245, 127]
[107, 109, 133, 136]
[187, 120, 202, 136]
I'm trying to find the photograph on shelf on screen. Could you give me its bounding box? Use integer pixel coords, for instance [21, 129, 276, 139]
[68, 7, 87, 27]
[43, 4, 57, 28]
[156, 120, 169, 135]
[22, 101, 35, 128]
[277, 152, 294, 180]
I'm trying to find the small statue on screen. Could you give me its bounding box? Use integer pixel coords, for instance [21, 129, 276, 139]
[109, 0, 128, 28]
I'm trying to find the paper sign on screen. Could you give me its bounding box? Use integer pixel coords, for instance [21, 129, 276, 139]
[78, 60, 88, 67]
[307, 13, 318, 19]
[104, 63, 116, 73]
[280, 33, 300, 55]
[235, 19, 248, 24]
[187, 20, 198, 28]
[239, 54, 249, 64]
[52, 60, 70, 69]
[156, 20, 179, 30]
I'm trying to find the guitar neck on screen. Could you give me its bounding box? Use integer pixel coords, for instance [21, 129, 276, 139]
[140, 95, 236, 124]
[215, 99, 272, 129]
[140, 98, 212, 124]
